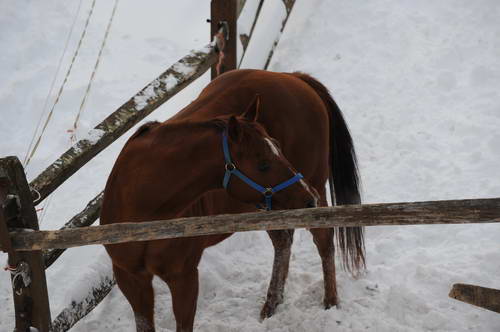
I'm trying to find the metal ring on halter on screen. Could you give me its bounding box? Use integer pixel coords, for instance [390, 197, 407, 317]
[225, 163, 236, 172]
[263, 188, 274, 197]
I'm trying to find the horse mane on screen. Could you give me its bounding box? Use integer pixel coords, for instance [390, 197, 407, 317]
[127, 117, 270, 159]
[130, 121, 161, 140]
[129, 119, 224, 142]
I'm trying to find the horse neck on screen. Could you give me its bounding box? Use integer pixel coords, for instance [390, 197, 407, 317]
[134, 124, 225, 219]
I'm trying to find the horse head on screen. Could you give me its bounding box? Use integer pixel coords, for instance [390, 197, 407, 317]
[214, 95, 318, 211]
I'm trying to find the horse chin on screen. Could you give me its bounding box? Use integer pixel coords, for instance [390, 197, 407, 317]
[269, 200, 301, 211]
[271, 193, 318, 211]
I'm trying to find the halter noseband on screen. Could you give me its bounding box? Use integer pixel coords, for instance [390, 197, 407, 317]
[222, 131, 304, 211]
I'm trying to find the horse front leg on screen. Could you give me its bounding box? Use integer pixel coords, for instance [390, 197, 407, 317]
[260, 229, 294, 320]
[113, 264, 155, 332]
[159, 267, 199, 332]
[309, 227, 338, 309]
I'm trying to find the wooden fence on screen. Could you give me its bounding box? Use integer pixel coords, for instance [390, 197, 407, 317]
[0, 1, 299, 331]
[1, 1, 498, 331]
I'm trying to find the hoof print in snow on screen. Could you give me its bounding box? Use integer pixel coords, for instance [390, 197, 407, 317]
[366, 284, 379, 293]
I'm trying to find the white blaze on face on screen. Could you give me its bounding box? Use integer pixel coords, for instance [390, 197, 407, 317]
[263, 137, 318, 205]
[299, 179, 309, 191]
[264, 138, 281, 156]
[300, 179, 319, 206]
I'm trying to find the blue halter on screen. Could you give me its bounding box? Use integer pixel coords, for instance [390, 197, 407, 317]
[222, 131, 304, 211]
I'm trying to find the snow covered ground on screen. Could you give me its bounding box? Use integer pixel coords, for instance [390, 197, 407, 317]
[1, 0, 500, 331]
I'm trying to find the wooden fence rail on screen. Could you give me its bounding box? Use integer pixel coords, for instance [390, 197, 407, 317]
[5, 198, 500, 252]
[43, 192, 103, 269]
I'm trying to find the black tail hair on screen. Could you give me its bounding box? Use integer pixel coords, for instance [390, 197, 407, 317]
[290, 72, 366, 275]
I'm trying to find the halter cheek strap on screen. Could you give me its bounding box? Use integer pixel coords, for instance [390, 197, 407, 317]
[222, 131, 304, 211]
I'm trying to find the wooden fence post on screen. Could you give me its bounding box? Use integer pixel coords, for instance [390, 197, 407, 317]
[211, 0, 237, 79]
[449, 283, 500, 313]
[0, 157, 51, 332]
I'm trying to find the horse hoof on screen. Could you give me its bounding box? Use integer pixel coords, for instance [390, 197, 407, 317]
[323, 298, 339, 310]
[260, 302, 277, 320]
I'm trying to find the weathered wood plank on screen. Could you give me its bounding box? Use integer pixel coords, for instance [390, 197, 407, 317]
[0, 157, 51, 332]
[43, 191, 103, 269]
[29, 45, 218, 205]
[449, 283, 500, 313]
[8, 198, 500, 251]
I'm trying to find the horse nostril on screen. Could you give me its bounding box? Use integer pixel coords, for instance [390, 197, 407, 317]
[306, 200, 317, 208]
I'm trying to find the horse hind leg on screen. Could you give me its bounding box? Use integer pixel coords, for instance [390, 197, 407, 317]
[310, 227, 338, 309]
[260, 229, 294, 320]
[113, 264, 155, 332]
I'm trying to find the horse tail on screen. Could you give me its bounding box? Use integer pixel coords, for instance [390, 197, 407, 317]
[290, 72, 366, 275]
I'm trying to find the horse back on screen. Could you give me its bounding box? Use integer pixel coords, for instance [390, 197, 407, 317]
[176, 69, 331, 221]
[172, 69, 329, 180]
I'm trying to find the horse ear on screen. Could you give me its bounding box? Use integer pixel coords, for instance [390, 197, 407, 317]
[241, 94, 260, 122]
[227, 116, 242, 142]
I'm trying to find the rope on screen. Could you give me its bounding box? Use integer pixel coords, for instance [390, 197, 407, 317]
[213, 22, 228, 77]
[23, 0, 84, 166]
[38, 190, 54, 225]
[24, 0, 97, 167]
[70, 0, 119, 142]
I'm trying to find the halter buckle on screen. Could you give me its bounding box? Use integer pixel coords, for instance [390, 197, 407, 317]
[263, 188, 274, 197]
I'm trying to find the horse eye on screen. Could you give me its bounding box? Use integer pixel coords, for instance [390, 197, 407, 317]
[258, 160, 270, 172]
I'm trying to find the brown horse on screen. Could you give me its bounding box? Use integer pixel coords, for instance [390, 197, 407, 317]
[101, 96, 319, 331]
[101, 69, 364, 331]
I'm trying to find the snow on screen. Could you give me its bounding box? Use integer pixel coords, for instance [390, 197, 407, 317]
[1, 0, 500, 331]
[62, 254, 113, 307]
[237, 0, 263, 65]
[83, 129, 106, 145]
[238, 0, 261, 37]
[240, 0, 287, 69]
[162, 74, 178, 91]
[172, 62, 196, 77]
[133, 79, 160, 111]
